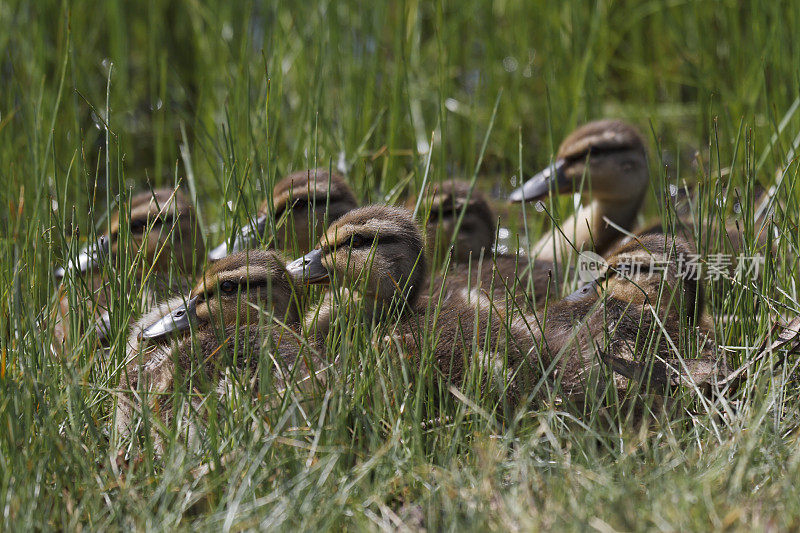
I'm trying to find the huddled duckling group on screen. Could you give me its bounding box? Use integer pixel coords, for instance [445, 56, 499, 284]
[53, 119, 733, 448]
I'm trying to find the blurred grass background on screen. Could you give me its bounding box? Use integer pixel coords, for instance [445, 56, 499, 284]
[2, 0, 800, 529]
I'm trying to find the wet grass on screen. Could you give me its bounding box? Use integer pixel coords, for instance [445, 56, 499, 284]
[2, 0, 800, 529]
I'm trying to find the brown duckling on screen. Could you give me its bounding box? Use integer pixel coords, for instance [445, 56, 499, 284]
[423, 179, 558, 311]
[286, 205, 428, 324]
[53, 187, 204, 350]
[116, 250, 319, 451]
[423, 179, 497, 264]
[207, 168, 358, 260]
[524, 233, 722, 402]
[509, 119, 650, 262]
[286, 204, 538, 406]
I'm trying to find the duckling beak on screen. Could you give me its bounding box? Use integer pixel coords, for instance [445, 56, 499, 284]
[286, 249, 329, 285]
[562, 280, 600, 303]
[508, 159, 569, 203]
[54, 236, 110, 279]
[140, 296, 198, 341]
[207, 214, 269, 261]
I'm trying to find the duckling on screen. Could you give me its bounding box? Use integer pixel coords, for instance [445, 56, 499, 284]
[424, 179, 497, 264]
[53, 187, 204, 351]
[286, 204, 538, 406]
[286, 205, 428, 323]
[207, 168, 358, 260]
[423, 179, 558, 311]
[526, 233, 722, 401]
[509, 119, 650, 262]
[116, 250, 319, 452]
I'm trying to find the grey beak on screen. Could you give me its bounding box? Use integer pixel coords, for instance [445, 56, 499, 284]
[508, 158, 568, 203]
[208, 214, 269, 261]
[55, 236, 110, 279]
[140, 296, 199, 341]
[285, 249, 330, 284]
[562, 280, 599, 303]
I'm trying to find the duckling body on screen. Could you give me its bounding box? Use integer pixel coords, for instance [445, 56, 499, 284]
[54, 188, 204, 352]
[116, 250, 320, 452]
[510, 119, 650, 262]
[208, 168, 358, 260]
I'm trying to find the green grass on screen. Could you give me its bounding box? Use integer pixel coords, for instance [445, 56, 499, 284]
[3, 0, 800, 529]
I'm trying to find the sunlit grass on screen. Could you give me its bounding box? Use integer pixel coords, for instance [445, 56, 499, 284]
[2, 0, 800, 529]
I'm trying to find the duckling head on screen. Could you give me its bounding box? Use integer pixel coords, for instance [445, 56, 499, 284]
[140, 250, 300, 340]
[55, 188, 204, 279]
[599, 233, 702, 325]
[425, 179, 497, 264]
[509, 119, 649, 206]
[208, 168, 358, 260]
[286, 205, 427, 315]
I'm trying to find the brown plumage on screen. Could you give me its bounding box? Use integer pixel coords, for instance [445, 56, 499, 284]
[526, 233, 722, 402]
[116, 250, 321, 453]
[510, 119, 650, 262]
[291, 210, 722, 409]
[424, 179, 497, 264]
[288, 204, 428, 322]
[287, 204, 539, 406]
[208, 168, 358, 260]
[422, 179, 559, 311]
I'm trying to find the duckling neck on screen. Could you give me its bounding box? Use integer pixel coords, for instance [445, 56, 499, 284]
[533, 194, 645, 263]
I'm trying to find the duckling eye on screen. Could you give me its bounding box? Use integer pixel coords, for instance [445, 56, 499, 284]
[291, 198, 308, 210]
[154, 214, 174, 228]
[219, 280, 237, 294]
[130, 219, 146, 233]
[349, 234, 369, 248]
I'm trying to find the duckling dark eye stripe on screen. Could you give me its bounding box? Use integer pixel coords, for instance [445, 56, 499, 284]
[156, 214, 175, 226]
[433, 204, 468, 218]
[129, 214, 175, 232]
[244, 279, 273, 289]
[376, 235, 399, 246]
[564, 144, 632, 163]
[342, 234, 394, 248]
[276, 193, 336, 216]
[308, 193, 336, 203]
